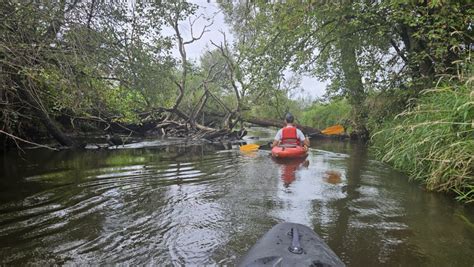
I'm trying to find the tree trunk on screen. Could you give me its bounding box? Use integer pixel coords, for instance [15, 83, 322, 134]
[398, 8, 435, 88]
[16, 77, 76, 147]
[339, 23, 369, 140]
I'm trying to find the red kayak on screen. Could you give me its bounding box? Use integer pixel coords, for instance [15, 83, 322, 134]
[271, 145, 307, 159]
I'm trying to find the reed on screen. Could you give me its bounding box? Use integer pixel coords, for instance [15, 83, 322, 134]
[372, 79, 473, 203]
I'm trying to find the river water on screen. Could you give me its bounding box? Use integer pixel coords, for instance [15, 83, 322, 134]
[0, 129, 473, 266]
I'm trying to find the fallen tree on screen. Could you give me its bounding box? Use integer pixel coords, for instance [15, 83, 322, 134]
[244, 116, 321, 135]
[243, 116, 351, 139]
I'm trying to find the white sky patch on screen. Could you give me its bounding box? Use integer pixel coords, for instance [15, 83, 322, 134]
[165, 0, 232, 62]
[301, 76, 328, 99]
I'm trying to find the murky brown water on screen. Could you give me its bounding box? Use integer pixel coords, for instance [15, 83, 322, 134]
[1, 129, 473, 266]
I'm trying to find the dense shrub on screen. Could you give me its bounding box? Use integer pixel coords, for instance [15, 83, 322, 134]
[301, 99, 351, 130]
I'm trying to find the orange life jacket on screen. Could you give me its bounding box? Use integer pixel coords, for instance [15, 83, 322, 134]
[281, 126, 300, 145]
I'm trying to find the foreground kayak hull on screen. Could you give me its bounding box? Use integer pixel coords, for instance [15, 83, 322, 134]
[239, 222, 345, 267]
[271, 146, 307, 159]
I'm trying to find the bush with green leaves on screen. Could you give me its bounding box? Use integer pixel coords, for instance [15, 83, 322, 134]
[301, 98, 351, 130]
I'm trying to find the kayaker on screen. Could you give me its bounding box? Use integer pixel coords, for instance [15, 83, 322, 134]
[271, 113, 310, 151]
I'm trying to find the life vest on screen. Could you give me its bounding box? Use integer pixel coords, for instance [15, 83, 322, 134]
[281, 126, 300, 145]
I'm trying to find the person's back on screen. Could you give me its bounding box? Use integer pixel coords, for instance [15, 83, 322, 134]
[280, 125, 301, 145]
[272, 113, 310, 150]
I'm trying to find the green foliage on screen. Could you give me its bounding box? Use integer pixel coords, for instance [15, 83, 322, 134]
[301, 99, 351, 129]
[250, 98, 304, 122]
[219, 0, 472, 134]
[389, 1, 473, 77]
[372, 80, 474, 203]
[0, 0, 182, 141]
[102, 86, 147, 124]
[248, 75, 307, 122]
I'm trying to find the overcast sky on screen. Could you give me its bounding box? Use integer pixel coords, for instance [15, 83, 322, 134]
[170, 0, 327, 100]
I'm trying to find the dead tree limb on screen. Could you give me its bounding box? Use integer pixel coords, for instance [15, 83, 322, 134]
[167, 5, 213, 115]
[188, 61, 221, 127]
[0, 130, 59, 151]
[244, 116, 321, 135]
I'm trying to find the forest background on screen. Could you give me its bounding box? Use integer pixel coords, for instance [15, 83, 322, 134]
[0, 1, 472, 202]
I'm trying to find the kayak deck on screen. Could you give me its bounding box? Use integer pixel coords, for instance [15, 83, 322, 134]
[239, 222, 345, 267]
[271, 145, 307, 159]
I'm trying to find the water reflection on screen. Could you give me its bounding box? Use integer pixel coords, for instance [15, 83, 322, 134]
[0, 136, 473, 266]
[273, 157, 309, 188]
[323, 170, 342, 185]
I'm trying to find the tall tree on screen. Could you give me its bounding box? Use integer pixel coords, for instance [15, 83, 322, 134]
[217, 0, 472, 136]
[1, 1, 176, 146]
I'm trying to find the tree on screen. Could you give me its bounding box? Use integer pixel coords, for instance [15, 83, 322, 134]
[217, 1, 472, 138]
[0, 1, 177, 146]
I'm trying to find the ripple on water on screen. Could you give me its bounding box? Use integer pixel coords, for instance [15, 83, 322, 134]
[1, 143, 473, 266]
[0, 149, 241, 264]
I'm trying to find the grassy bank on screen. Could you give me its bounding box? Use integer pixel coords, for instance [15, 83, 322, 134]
[371, 81, 473, 203]
[300, 77, 473, 203]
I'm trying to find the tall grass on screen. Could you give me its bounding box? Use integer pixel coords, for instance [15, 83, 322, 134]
[372, 79, 474, 203]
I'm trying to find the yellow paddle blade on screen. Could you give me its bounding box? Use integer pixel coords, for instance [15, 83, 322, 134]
[240, 144, 260, 151]
[321, 124, 344, 135]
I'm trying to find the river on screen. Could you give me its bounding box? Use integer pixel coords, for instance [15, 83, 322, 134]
[0, 128, 473, 266]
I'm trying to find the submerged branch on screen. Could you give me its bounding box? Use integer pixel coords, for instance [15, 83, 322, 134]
[0, 130, 59, 151]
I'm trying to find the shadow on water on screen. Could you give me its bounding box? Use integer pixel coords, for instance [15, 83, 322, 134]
[310, 141, 474, 266]
[0, 134, 473, 266]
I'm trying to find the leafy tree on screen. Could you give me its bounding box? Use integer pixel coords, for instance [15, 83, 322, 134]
[0, 1, 177, 146]
[217, 0, 472, 138]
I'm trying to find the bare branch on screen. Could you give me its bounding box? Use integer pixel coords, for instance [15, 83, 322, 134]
[211, 38, 242, 104]
[390, 38, 409, 63]
[183, 14, 214, 45]
[0, 130, 59, 151]
[189, 61, 223, 123]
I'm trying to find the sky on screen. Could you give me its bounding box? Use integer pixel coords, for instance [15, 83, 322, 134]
[170, 0, 328, 100]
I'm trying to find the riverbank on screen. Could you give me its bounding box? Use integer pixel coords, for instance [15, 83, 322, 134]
[371, 82, 473, 204]
[301, 79, 473, 204]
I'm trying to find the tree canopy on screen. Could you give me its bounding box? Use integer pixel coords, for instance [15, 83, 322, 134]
[1, 0, 472, 149]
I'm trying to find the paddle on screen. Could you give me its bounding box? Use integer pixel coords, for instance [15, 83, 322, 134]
[239, 142, 272, 151]
[320, 124, 344, 135]
[240, 124, 344, 151]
